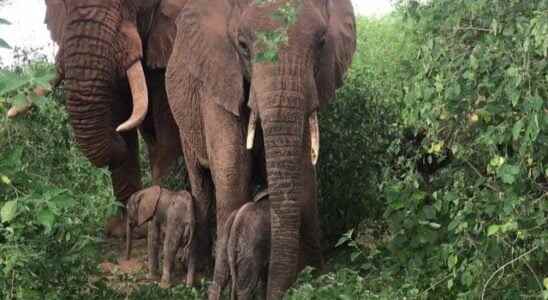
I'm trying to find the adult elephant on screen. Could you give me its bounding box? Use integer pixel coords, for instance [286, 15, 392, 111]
[166, 0, 356, 298]
[44, 0, 188, 235]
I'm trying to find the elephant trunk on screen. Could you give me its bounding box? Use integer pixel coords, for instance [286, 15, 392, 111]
[262, 105, 304, 299]
[63, 6, 119, 168]
[257, 80, 306, 299]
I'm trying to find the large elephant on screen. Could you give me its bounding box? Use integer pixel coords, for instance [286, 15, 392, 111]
[44, 0, 188, 234]
[166, 0, 356, 298]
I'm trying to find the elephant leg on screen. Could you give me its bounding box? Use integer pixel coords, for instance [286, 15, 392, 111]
[208, 211, 237, 300]
[161, 207, 184, 288]
[183, 145, 214, 281]
[148, 217, 161, 280]
[299, 161, 324, 271]
[202, 96, 252, 299]
[142, 71, 183, 186]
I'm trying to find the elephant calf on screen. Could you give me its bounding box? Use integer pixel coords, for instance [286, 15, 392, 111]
[209, 190, 270, 300]
[126, 186, 195, 287]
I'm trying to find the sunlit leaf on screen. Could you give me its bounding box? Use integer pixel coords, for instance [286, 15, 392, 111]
[1, 200, 18, 223]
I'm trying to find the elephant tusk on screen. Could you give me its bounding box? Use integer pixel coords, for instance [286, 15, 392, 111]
[309, 112, 320, 166]
[246, 111, 258, 150]
[116, 61, 149, 132]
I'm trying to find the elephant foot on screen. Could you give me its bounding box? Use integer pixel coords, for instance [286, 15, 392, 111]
[159, 279, 172, 289]
[207, 284, 221, 300]
[148, 272, 161, 281]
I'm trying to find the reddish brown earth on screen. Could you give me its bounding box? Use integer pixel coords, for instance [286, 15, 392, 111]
[98, 237, 190, 292]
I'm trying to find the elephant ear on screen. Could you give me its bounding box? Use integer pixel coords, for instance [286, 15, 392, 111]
[168, 0, 244, 117]
[44, 0, 67, 46]
[145, 0, 189, 69]
[316, 0, 356, 108]
[137, 186, 162, 226]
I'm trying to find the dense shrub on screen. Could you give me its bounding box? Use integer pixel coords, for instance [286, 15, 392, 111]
[318, 15, 418, 244]
[382, 1, 546, 298]
[0, 62, 116, 298]
[318, 1, 547, 299]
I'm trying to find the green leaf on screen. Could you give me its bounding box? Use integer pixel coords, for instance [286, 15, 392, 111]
[1, 175, 11, 185]
[489, 156, 505, 168]
[543, 277, 548, 289]
[37, 208, 56, 233]
[0, 38, 10, 49]
[487, 224, 500, 236]
[1, 200, 18, 223]
[350, 251, 361, 262]
[335, 229, 354, 247]
[497, 164, 520, 184]
[448, 254, 458, 269]
[447, 278, 454, 290]
[512, 119, 524, 141]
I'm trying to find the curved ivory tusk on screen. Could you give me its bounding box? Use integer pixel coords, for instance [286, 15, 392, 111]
[116, 61, 149, 132]
[246, 111, 258, 150]
[309, 112, 320, 166]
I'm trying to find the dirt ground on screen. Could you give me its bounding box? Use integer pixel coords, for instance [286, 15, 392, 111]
[98, 237, 191, 293]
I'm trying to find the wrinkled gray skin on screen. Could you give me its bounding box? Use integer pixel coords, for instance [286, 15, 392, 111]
[215, 192, 307, 300]
[226, 194, 270, 300]
[126, 186, 195, 287]
[44, 0, 189, 238]
[166, 0, 356, 298]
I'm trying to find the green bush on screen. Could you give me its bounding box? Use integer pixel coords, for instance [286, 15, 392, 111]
[0, 62, 116, 298]
[318, 15, 418, 243]
[322, 1, 547, 299]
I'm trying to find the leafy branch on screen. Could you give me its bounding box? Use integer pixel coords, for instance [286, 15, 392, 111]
[254, 0, 302, 62]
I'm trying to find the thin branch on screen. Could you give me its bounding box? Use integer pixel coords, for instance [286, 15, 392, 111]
[456, 26, 492, 33]
[462, 159, 500, 192]
[481, 246, 540, 300]
[523, 257, 544, 294]
[419, 273, 453, 297]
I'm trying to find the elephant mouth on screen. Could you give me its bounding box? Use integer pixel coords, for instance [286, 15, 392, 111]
[246, 110, 320, 166]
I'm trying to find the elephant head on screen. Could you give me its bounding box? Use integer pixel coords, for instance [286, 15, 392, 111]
[125, 185, 161, 260]
[44, 0, 186, 169]
[168, 0, 355, 297]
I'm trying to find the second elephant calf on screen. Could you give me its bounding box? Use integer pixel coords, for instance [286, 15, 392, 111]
[211, 191, 306, 300]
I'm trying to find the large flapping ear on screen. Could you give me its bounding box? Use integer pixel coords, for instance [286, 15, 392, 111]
[145, 0, 189, 69]
[137, 186, 162, 226]
[316, 0, 356, 108]
[44, 0, 67, 46]
[168, 0, 245, 117]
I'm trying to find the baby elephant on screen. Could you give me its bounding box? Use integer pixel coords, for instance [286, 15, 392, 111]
[210, 191, 270, 300]
[126, 186, 195, 287]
